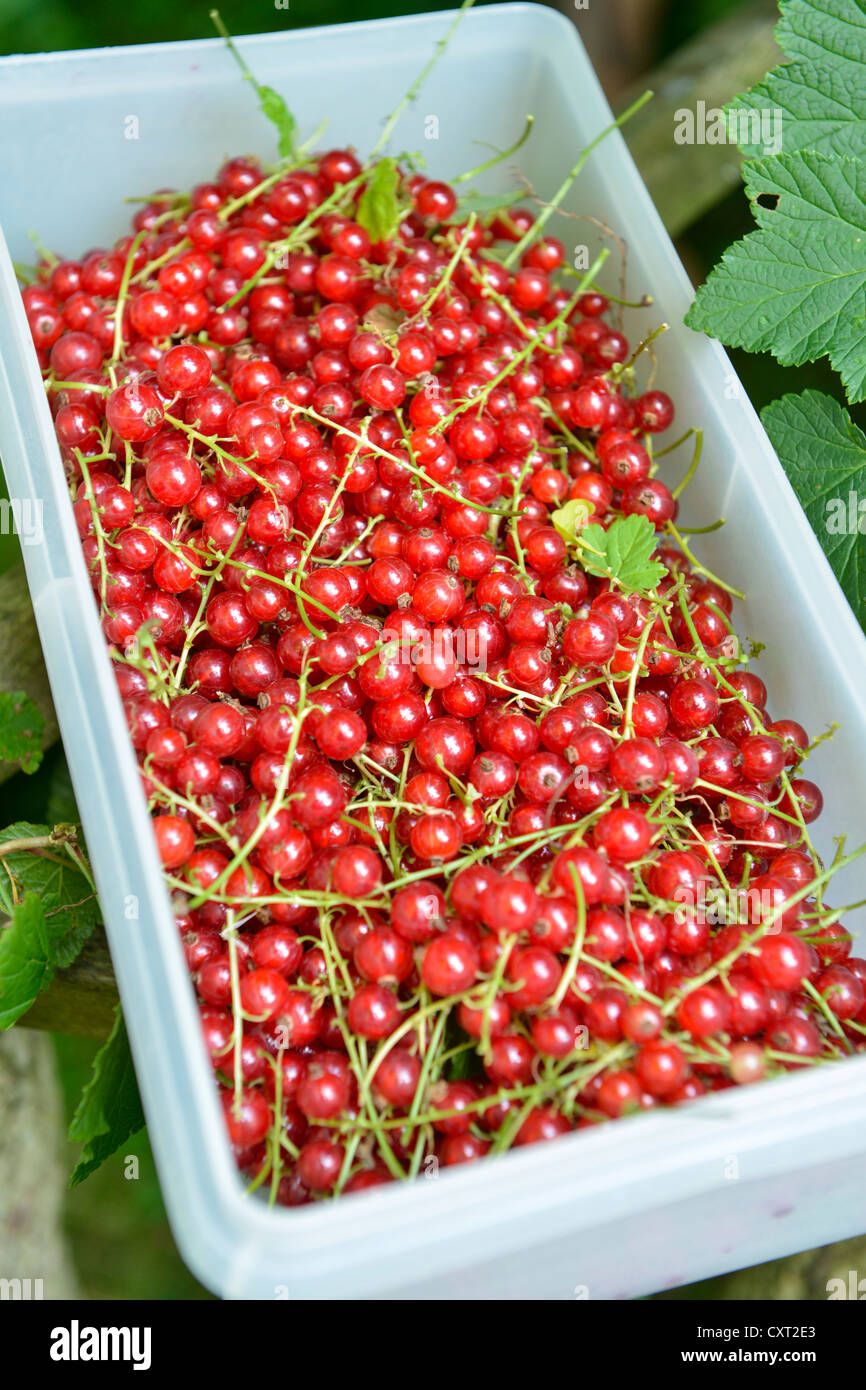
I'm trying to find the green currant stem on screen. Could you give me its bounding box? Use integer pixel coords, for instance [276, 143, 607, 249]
[438, 250, 610, 430]
[502, 89, 654, 268]
[218, 171, 367, 311]
[370, 0, 475, 157]
[670, 428, 703, 499]
[294, 402, 505, 515]
[266, 1048, 285, 1206]
[408, 215, 478, 323]
[186, 669, 313, 910]
[666, 522, 744, 599]
[74, 452, 110, 609]
[209, 8, 297, 160]
[453, 113, 535, 185]
[223, 914, 245, 1117]
[624, 321, 669, 370]
[173, 523, 246, 689]
[801, 978, 853, 1052]
[110, 230, 147, 368]
[549, 867, 587, 1010]
[677, 519, 725, 536]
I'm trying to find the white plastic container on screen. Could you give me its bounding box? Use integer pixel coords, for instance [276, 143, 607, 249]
[1, 4, 865, 1301]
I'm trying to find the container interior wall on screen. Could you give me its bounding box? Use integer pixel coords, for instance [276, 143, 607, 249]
[0, 19, 540, 256]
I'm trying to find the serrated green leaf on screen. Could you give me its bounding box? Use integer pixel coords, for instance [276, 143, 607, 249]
[551, 497, 595, 543]
[0, 691, 44, 774]
[577, 515, 666, 595]
[0, 893, 53, 1028]
[686, 151, 866, 402]
[776, 0, 866, 69]
[0, 821, 98, 967]
[258, 85, 297, 160]
[69, 1006, 144, 1187]
[728, 0, 866, 161]
[729, 61, 866, 161]
[761, 390, 866, 629]
[443, 188, 524, 224]
[356, 158, 403, 244]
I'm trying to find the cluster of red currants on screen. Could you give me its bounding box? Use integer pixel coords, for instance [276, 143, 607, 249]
[24, 146, 865, 1201]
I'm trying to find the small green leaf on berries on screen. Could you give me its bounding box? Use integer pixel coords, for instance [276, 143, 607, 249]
[356, 157, 403, 244]
[69, 1005, 145, 1186]
[551, 497, 595, 544]
[258, 86, 297, 160]
[0, 691, 45, 774]
[577, 514, 667, 594]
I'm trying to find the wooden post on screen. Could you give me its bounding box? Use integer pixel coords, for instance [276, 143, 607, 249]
[0, 1030, 79, 1298]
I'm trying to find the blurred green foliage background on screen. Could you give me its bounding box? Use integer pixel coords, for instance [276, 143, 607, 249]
[0, 0, 857, 1300]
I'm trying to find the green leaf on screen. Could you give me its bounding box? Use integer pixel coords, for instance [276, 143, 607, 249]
[729, 61, 866, 161]
[356, 158, 403, 244]
[577, 515, 667, 595]
[761, 390, 866, 629]
[686, 151, 866, 402]
[776, 0, 866, 69]
[69, 1006, 145, 1187]
[551, 497, 595, 543]
[0, 822, 98, 967]
[443, 188, 524, 224]
[729, 0, 866, 161]
[0, 893, 53, 1028]
[258, 85, 297, 160]
[0, 691, 44, 773]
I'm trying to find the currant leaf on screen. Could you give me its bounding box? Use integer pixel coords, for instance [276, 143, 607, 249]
[576, 514, 666, 595]
[0, 821, 98, 967]
[68, 1005, 145, 1187]
[551, 497, 595, 543]
[257, 85, 297, 161]
[761, 389, 866, 629]
[356, 157, 403, 244]
[0, 893, 53, 1028]
[776, 0, 866, 69]
[0, 691, 45, 774]
[686, 151, 866, 402]
[729, 62, 866, 161]
[729, 0, 866, 160]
